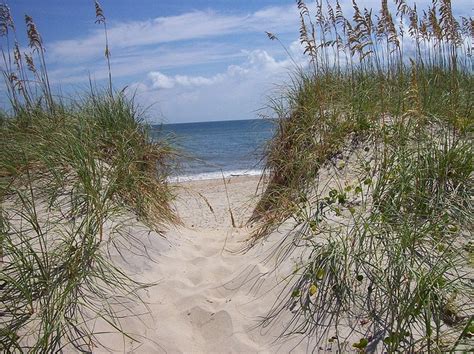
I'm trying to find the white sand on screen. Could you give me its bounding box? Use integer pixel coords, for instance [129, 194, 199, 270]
[95, 176, 310, 353]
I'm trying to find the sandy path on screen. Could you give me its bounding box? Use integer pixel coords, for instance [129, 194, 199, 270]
[96, 176, 308, 353]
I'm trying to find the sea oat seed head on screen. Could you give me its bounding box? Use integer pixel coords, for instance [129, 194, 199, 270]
[25, 15, 43, 51]
[265, 31, 277, 41]
[95, 1, 106, 24]
[25, 53, 36, 73]
[0, 3, 14, 36]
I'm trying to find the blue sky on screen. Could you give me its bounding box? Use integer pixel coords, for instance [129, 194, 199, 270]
[2, 1, 472, 123]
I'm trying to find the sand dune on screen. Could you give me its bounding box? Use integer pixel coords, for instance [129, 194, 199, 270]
[95, 176, 309, 353]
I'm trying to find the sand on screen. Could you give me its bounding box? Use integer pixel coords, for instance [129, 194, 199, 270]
[95, 176, 310, 353]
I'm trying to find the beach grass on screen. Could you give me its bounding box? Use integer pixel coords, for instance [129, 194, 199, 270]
[0, 3, 178, 351]
[252, 0, 473, 351]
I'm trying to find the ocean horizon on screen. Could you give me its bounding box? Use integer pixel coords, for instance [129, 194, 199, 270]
[152, 119, 274, 181]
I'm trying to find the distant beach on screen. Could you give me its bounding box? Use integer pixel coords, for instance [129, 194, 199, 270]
[155, 119, 274, 181]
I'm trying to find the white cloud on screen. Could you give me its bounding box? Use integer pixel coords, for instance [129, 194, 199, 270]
[149, 72, 176, 89]
[44, 4, 300, 87]
[146, 48, 298, 92]
[148, 71, 227, 89]
[175, 75, 221, 87]
[149, 71, 223, 89]
[128, 48, 306, 123]
[49, 6, 298, 63]
[47, 43, 246, 85]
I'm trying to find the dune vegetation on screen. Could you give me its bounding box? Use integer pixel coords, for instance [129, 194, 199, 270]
[252, 0, 473, 352]
[0, 2, 177, 351]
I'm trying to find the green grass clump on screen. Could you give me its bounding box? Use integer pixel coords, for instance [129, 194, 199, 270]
[253, 0, 473, 352]
[0, 3, 178, 351]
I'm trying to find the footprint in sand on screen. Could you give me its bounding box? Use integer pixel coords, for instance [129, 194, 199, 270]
[185, 306, 257, 352]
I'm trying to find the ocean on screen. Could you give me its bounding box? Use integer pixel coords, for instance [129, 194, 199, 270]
[152, 119, 274, 181]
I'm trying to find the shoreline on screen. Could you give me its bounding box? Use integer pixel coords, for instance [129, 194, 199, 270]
[172, 173, 263, 187]
[168, 169, 265, 183]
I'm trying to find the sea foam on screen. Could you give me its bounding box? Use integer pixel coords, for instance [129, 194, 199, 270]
[168, 169, 263, 183]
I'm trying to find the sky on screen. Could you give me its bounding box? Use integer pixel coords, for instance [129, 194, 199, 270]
[2, 1, 472, 123]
